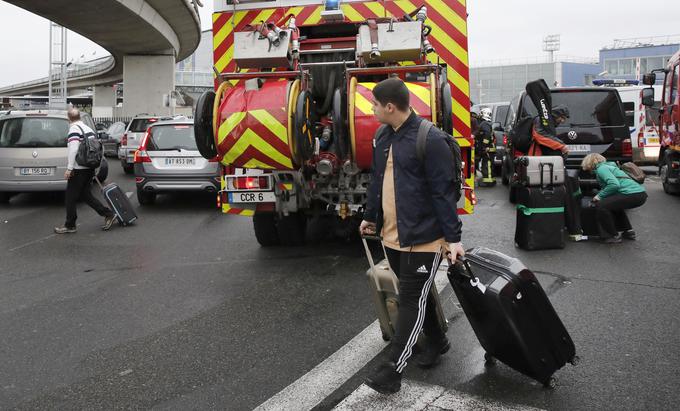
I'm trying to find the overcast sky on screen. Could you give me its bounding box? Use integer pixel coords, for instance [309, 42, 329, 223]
[1, 1, 679, 88]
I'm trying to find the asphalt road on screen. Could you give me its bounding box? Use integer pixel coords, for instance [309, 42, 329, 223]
[1, 163, 679, 410]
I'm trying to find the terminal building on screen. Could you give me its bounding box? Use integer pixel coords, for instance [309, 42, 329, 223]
[470, 35, 680, 105]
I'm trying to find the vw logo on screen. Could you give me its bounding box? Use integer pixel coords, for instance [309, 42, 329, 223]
[568, 131, 578, 141]
[32, 151, 38, 158]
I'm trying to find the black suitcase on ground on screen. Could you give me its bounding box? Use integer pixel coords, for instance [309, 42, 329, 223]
[564, 170, 582, 235]
[515, 185, 566, 250]
[98, 180, 137, 226]
[447, 248, 577, 387]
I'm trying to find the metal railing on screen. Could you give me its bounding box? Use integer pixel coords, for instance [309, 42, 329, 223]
[0, 56, 115, 93]
[603, 35, 680, 50]
[472, 55, 599, 68]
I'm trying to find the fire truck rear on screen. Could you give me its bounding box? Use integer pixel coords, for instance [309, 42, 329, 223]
[194, 0, 475, 246]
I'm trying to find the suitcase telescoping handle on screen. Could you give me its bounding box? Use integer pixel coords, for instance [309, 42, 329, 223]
[539, 162, 554, 188]
[361, 235, 399, 291]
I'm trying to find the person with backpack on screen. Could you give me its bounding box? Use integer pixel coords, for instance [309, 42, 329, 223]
[54, 108, 116, 234]
[359, 78, 464, 395]
[581, 153, 647, 244]
[527, 105, 570, 157]
[475, 107, 496, 186]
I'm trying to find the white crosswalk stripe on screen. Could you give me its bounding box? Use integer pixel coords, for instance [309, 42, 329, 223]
[334, 379, 545, 411]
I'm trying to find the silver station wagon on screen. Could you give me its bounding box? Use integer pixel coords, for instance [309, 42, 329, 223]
[133, 119, 220, 205]
[0, 110, 105, 204]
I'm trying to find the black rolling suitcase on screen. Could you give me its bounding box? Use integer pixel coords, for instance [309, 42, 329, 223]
[96, 178, 137, 226]
[447, 247, 577, 387]
[580, 196, 599, 236]
[515, 184, 566, 250]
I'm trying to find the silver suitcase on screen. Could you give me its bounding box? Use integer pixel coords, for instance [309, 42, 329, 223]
[362, 236, 447, 341]
[518, 156, 565, 187]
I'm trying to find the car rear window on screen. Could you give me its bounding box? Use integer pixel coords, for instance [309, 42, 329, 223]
[522, 90, 626, 128]
[129, 118, 157, 132]
[0, 117, 69, 148]
[147, 125, 196, 151]
[494, 105, 510, 124]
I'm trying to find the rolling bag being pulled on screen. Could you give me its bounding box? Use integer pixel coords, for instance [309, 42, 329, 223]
[447, 247, 578, 387]
[361, 236, 447, 342]
[96, 178, 137, 226]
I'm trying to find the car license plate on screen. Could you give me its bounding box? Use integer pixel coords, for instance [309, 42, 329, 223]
[646, 137, 659, 144]
[18, 167, 53, 176]
[228, 191, 275, 203]
[567, 144, 591, 153]
[164, 157, 196, 166]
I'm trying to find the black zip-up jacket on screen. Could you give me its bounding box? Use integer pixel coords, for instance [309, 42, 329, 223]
[364, 112, 463, 247]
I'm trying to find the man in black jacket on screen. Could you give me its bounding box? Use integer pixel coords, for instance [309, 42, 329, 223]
[359, 78, 465, 394]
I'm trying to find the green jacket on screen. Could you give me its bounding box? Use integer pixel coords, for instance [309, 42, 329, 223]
[595, 162, 646, 199]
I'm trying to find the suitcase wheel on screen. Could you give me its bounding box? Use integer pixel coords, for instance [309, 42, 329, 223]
[483, 352, 496, 366]
[543, 376, 557, 389]
[570, 355, 581, 366]
[381, 331, 391, 342]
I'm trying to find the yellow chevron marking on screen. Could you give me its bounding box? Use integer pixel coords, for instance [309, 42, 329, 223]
[452, 96, 471, 129]
[448, 69, 470, 98]
[242, 158, 276, 169]
[288, 6, 304, 17]
[404, 83, 431, 111]
[364, 2, 386, 17]
[354, 90, 374, 115]
[249, 109, 288, 144]
[222, 203, 256, 216]
[305, 6, 323, 25]
[218, 111, 247, 145]
[458, 0, 467, 8]
[215, 44, 234, 73]
[341, 5, 365, 21]
[253, 9, 276, 25]
[427, 20, 468, 65]
[360, 83, 376, 91]
[224, 128, 293, 169]
[213, 11, 248, 52]
[283, 183, 294, 190]
[213, 13, 220, 23]
[428, 0, 467, 36]
[456, 136, 471, 147]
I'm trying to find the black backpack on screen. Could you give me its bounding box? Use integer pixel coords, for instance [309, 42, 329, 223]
[416, 120, 463, 202]
[374, 121, 463, 202]
[509, 115, 533, 153]
[75, 125, 103, 168]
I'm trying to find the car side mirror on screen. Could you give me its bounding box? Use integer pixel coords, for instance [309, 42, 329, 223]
[641, 87, 655, 107]
[642, 73, 656, 86]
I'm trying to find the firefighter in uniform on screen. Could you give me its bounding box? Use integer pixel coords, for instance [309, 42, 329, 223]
[475, 107, 496, 186]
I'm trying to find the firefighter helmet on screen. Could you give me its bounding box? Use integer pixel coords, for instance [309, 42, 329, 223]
[480, 107, 492, 121]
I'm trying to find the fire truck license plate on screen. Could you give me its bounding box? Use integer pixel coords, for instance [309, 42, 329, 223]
[229, 191, 275, 203]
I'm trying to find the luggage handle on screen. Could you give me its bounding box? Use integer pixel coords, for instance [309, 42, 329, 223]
[361, 235, 399, 292]
[539, 162, 554, 188]
[94, 176, 104, 191]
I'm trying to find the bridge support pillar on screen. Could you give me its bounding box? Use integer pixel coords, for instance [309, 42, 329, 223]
[122, 54, 175, 117]
[92, 85, 117, 118]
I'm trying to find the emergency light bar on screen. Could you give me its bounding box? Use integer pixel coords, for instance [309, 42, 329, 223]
[592, 79, 640, 86]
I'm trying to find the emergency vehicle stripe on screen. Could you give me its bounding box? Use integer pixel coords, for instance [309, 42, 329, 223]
[223, 129, 293, 169]
[223, 203, 256, 216]
[350, 2, 378, 19]
[341, 4, 365, 21]
[249, 109, 288, 144]
[354, 91, 374, 115]
[217, 112, 248, 145]
[363, 1, 387, 17]
[306, 6, 324, 25]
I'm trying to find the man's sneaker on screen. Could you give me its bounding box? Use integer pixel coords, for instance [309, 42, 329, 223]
[622, 230, 637, 240]
[601, 234, 622, 244]
[569, 234, 588, 242]
[365, 361, 401, 395]
[102, 215, 117, 231]
[54, 226, 77, 234]
[417, 336, 451, 368]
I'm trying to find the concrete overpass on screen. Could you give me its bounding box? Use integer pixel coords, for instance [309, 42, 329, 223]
[0, 0, 201, 116]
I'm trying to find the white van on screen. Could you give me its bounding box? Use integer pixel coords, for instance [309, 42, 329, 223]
[613, 85, 663, 165]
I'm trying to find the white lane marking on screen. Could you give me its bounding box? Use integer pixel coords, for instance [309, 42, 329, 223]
[254, 264, 451, 411]
[125, 192, 133, 198]
[8, 222, 81, 252]
[335, 379, 545, 411]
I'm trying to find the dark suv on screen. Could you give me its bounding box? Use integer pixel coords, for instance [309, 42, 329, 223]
[501, 87, 632, 187]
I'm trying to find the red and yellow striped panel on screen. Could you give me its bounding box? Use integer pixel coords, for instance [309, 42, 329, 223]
[350, 80, 433, 170]
[216, 81, 295, 170]
[212, 0, 470, 140]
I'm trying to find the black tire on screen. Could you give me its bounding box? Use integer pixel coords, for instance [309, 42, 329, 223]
[543, 376, 557, 389]
[295, 90, 317, 163]
[194, 90, 218, 160]
[253, 212, 280, 247]
[332, 88, 349, 160]
[0, 192, 10, 204]
[440, 82, 453, 135]
[96, 157, 109, 183]
[277, 212, 306, 246]
[660, 155, 680, 195]
[137, 189, 156, 205]
[122, 161, 134, 175]
[501, 154, 512, 186]
[509, 183, 518, 204]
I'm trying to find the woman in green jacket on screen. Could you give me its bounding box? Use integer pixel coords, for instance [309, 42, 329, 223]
[581, 154, 647, 243]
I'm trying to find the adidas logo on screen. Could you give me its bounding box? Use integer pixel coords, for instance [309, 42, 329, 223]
[416, 265, 428, 274]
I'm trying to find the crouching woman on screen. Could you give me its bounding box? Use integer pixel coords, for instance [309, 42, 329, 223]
[581, 153, 647, 243]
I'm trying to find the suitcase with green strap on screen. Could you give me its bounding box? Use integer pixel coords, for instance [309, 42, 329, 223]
[515, 185, 566, 250]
